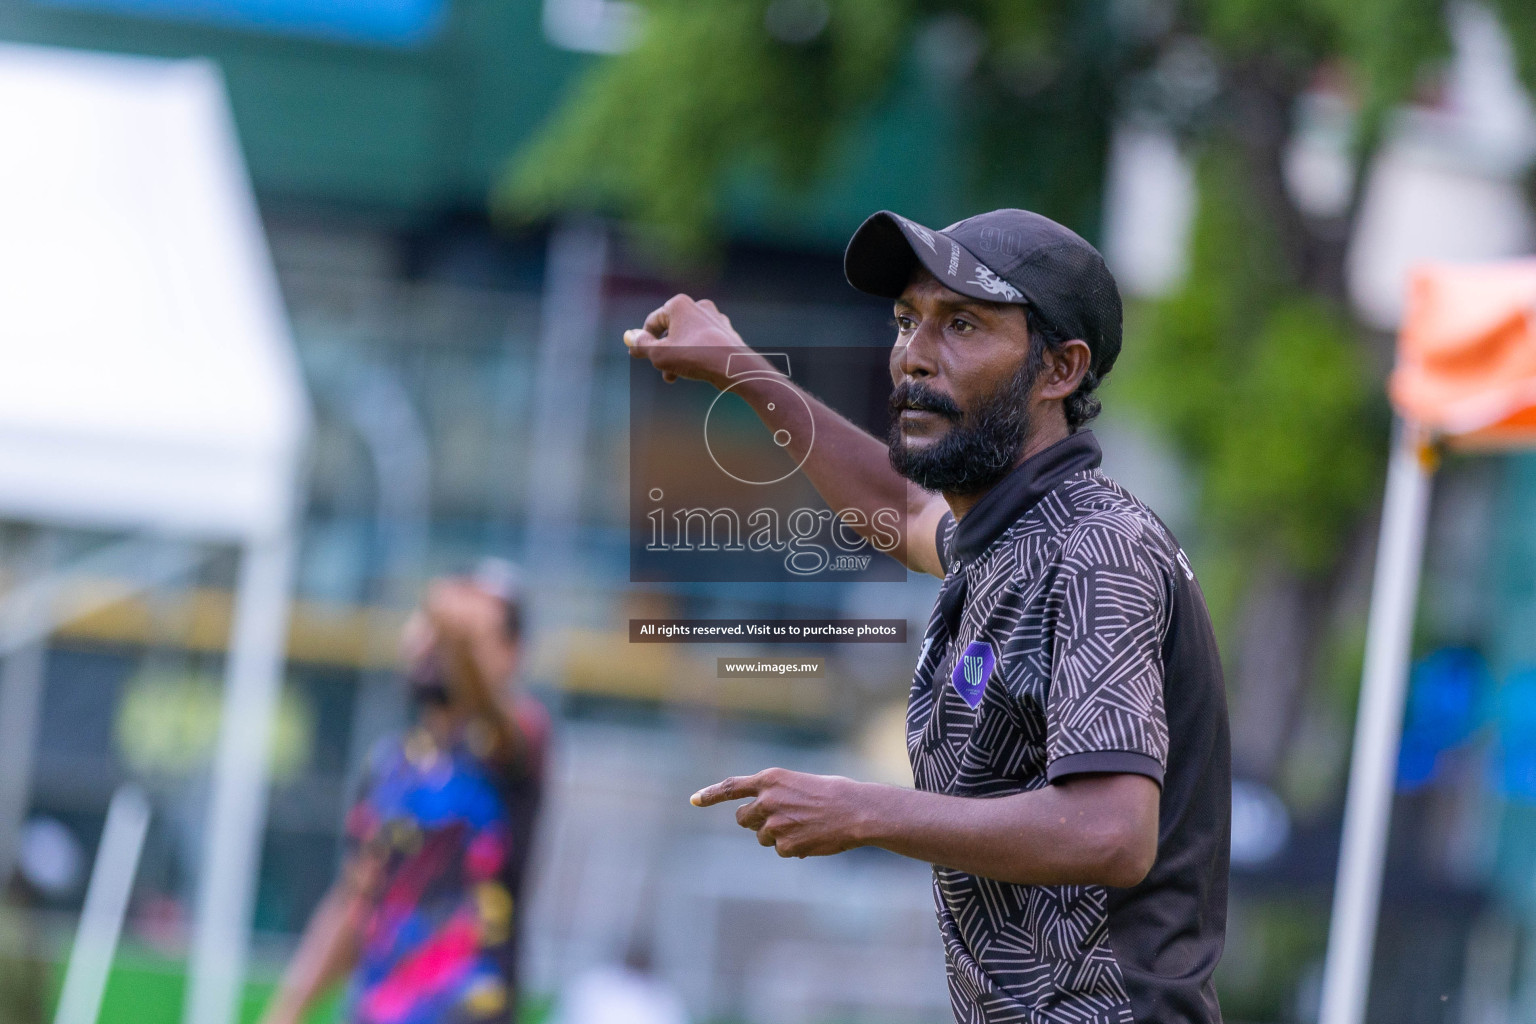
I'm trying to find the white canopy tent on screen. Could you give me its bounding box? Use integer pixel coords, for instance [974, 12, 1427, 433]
[0, 44, 309, 1024]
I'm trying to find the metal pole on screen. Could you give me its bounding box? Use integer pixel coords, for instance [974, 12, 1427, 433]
[336, 364, 432, 618]
[1318, 422, 1436, 1024]
[522, 219, 608, 600]
[334, 364, 432, 844]
[53, 784, 152, 1024]
[183, 531, 297, 1024]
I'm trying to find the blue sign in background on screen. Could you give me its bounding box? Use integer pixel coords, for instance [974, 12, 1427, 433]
[33, 0, 446, 46]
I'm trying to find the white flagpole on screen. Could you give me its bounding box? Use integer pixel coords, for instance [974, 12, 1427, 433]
[1318, 422, 1436, 1024]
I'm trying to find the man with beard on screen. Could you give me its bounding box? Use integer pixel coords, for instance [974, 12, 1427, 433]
[624, 209, 1229, 1024]
[261, 560, 548, 1024]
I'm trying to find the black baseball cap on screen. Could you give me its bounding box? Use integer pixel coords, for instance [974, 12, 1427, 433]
[844, 209, 1124, 379]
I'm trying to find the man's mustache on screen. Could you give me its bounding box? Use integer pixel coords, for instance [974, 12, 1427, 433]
[890, 380, 962, 421]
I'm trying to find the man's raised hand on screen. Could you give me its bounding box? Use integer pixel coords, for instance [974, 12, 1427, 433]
[690, 766, 876, 859]
[424, 580, 504, 647]
[622, 294, 757, 387]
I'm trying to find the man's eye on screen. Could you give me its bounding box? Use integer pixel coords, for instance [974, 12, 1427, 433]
[893, 316, 916, 332]
[950, 318, 974, 334]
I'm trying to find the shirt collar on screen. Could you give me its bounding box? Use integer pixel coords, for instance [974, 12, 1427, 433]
[949, 429, 1102, 567]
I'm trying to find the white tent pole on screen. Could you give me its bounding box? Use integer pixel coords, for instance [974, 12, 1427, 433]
[53, 784, 152, 1024]
[334, 365, 431, 805]
[184, 531, 297, 1024]
[1319, 422, 1436, 1024]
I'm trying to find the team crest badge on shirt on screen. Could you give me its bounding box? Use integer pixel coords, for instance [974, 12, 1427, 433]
[951, 641, 995, 708]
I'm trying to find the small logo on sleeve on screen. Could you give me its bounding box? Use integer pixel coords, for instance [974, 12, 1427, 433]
[951, 641, 995, 709]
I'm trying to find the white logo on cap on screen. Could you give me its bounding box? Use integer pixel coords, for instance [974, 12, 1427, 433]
[905, 220, 938, 253]
[947, 242, 960, 277]
[969, 265, 1022, 301]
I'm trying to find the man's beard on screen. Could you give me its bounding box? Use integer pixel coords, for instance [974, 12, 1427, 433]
[886, 360, 1037, 495]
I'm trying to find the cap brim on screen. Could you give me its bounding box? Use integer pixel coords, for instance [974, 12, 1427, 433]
[844, 211, 1027, 306]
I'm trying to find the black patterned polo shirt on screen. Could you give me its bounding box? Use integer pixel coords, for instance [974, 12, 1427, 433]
[909, 429, 1230, 1024]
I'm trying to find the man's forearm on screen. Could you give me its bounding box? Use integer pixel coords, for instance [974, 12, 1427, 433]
[696, 767, 1159, 886]
[262, 886, 363, 1024]
[725, 366, 945, 576]
[855, 777, 1159, 888]
[625, 298, 946, 575]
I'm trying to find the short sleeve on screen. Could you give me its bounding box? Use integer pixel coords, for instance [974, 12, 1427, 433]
[1044, 518, 1171, 786]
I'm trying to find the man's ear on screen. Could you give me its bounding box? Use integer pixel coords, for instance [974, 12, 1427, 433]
[1037, 339, 1092, 401]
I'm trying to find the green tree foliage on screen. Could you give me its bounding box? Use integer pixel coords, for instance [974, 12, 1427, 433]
[504, 0, 1536, 261]
[501, 0, 1123, 252]
[505, 0, 913, 253]
[1117, 145, 1384, 634]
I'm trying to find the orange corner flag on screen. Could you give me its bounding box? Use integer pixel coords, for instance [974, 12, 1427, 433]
[1392, 261, 1536, 449]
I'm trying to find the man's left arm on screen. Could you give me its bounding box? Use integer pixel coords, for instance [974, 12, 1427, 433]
[695, 517, 1172, 888]
[692, 768, 1157, 887]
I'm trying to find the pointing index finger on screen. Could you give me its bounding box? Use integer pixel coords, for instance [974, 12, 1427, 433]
[690, 774, 762, 807]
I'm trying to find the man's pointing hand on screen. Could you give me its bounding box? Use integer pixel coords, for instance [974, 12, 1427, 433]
[690, 767, 876, 859]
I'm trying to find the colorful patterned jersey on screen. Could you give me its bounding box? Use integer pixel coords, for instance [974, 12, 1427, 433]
[344, 703, 547, 1024]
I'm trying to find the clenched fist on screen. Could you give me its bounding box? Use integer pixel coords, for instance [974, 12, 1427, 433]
[623, 293, 764, 387]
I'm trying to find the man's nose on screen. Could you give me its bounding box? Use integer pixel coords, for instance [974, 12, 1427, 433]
[896, 326, 940, 379]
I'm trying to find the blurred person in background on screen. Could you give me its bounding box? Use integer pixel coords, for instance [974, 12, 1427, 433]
[551, 938, 689, 1024]
[0, 817, 83, 1024]
[260, 560, 549, 1024]
[627, 209, 1229, 1024]
[0, 881, 45, 1024]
